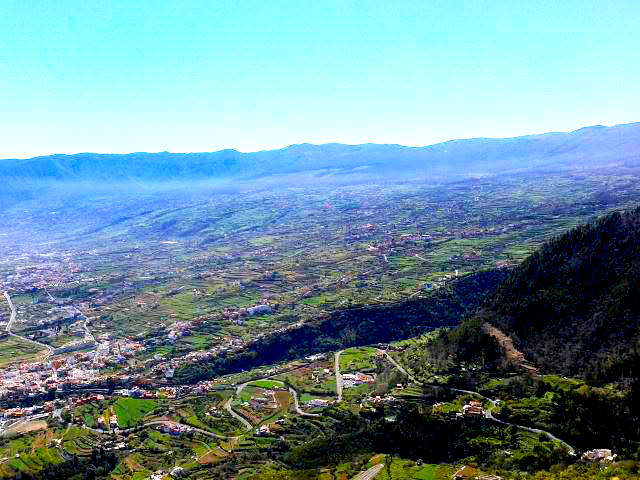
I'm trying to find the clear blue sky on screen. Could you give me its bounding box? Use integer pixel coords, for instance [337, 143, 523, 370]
[2, 0, 639, 158]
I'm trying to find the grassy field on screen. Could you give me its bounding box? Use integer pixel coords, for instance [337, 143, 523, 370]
[0, 336, 44, 365]
[250, 379, 286, 389]
[339, 347, 378, 373]
[114, 397, 158, 428]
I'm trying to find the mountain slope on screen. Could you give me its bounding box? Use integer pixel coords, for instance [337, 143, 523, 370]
[1, 122, 639, 183]
[481, 206, 640, 381]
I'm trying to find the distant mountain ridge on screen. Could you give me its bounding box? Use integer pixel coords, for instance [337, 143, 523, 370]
[2, 122, 640, 183]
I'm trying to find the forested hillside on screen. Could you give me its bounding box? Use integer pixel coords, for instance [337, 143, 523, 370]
[174, 268, 508, 384]
[482, 206, 640, 383]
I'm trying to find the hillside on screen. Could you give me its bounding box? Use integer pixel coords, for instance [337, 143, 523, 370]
[481, 206, 640, 382]
[173, 268, 509, 384]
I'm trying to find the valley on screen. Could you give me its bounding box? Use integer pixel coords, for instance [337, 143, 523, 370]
[1, 133, 640, 479]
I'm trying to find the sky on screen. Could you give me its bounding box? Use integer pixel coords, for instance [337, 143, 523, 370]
[1, 0, 640, 158]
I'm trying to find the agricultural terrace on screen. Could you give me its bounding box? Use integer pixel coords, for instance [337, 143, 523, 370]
[273, 359, 337, 396]
[234, 384, 292, 426]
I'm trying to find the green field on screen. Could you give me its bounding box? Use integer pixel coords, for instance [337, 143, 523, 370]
[340, 347, 378, 373]
[114, 397, 158, 428]
[250, 379, 286, 389]
[0, 336, 44, 365]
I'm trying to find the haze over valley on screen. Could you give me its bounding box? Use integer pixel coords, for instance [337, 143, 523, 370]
[1, 122, 640, 479]
[3, 0, 640, 478]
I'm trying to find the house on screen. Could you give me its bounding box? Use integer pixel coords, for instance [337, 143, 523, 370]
[462, 400, 484, 417]
[342, 372, 375, 385]
[582, 449, 615, 462]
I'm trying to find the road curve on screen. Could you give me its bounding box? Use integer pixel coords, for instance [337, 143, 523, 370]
[3, 291, 53, 361]
[289, 387, 320, 417]
[223, 397, 253, 431]
[376, 349, 414, 380]
[377, 348, 575, 456]
[335, 350, 343, 402]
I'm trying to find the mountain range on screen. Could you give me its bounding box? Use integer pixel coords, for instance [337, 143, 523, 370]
[2, 122, 640, 183]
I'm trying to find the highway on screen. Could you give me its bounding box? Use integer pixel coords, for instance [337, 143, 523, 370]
[2, 291, 53, 361]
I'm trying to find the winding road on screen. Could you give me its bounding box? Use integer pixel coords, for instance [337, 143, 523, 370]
[2, 291, 53, 361]
[0, 330, 574, 458]
[377, 348, 575, 455]
[289, 387, 320, 417]
[75, 309, 96, 343]
[223, 397, 253, 431]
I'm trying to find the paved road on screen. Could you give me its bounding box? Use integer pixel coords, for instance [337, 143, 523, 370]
[485, 412, 574, 455]
[223, 397, 253, 431]
[76, 310, 96, 343]
[379, 348, 499, 402]
[48, 289, 96, 345]
[376, 349, 414, 380]
[289, 387, 320, 417]
[0, 413, 50, 437]
[335, 350, 343, 402]
[82, 420, 239, 439]
[144, 420, 239, 439]
[3, 291, 53, 360]
[351, 463, 384, 480]
[378, 348, 575, 456]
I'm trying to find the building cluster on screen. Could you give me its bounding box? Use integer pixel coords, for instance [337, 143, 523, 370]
[0, 255, 79, 292]
[97, 413, 119, 429]
[0, 338, 147, 398]
[167, 321, 192, 342]
[453, 465, 503, 480]
[255, 418, 286, 436]
[115, 386, 178, 399]
[342, 372, 375, 388]
[306, 398, 330, 408]
[222, 302, 273, 323]
[0, 401, 57, 419]
[158, 421, 193, 436]
[363, 395, 395, 406]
